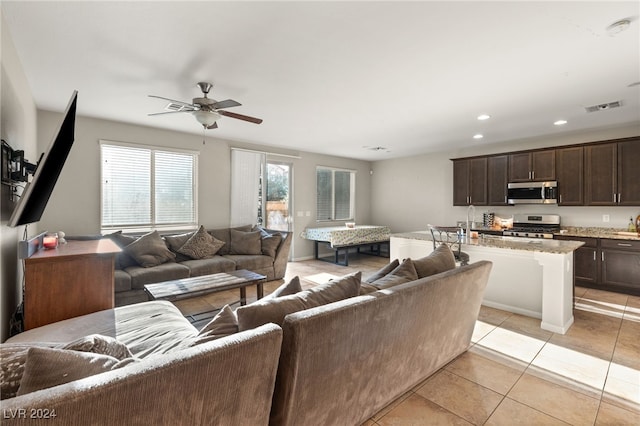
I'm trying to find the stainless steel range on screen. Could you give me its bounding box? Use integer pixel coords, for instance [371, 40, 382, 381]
[502, 214, 560, 239]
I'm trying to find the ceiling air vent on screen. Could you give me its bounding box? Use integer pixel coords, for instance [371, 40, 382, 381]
[585, 101, 622, 113]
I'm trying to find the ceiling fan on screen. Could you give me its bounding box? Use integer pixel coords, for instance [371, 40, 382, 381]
[148, 82, 263, 129]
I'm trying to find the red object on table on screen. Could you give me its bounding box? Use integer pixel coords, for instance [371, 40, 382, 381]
[43, 236, 58, 249]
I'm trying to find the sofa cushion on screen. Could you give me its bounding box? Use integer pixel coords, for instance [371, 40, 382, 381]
[125, 231, 176, 267]
[125, 262, 191, 289]
[1, 343, 53, 400]
[223, 254, 274, 272]
[264, 276, 302, 300]
[208, 225, 252, 256]
[178, 225, 225, 259]
[364, 259, 400, 284]
[369, 258, 418, 289]
[16, 347, 136, 396]
[413, 244, 456, 278]
[236, 272, 361, 331]
[261, 233, 283, 258]
[114, 269, 132, 293]
[229, 229, 262, 255]
[359, 283, 379, 295]
[180, 256, 236, 277]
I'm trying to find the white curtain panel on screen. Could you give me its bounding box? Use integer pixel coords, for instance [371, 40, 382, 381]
[230, 149, 264, 227]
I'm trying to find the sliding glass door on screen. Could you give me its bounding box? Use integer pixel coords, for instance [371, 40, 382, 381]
[265, 161, 291, 232]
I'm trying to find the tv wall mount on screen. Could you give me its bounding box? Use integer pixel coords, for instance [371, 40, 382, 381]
[1, 139, 40, 202]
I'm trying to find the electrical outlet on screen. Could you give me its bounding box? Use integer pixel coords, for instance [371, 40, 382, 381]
[602, 214, 610, 223]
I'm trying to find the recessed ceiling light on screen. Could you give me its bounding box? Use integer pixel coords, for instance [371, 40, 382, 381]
[477, 114, 491, 121]
[606, 19, 631, 36]
[473, 134, 483, 139]
[554, 120, 568, 126]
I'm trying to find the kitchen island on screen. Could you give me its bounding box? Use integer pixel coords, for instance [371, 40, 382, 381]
[391, 232, 584, 334]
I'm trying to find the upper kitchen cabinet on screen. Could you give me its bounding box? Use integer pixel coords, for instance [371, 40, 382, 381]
[556, 146, 583, 205]
[487, 155, 509, 205]
[585, 138, 640, 206]
[508, 150, 555, 182]
[453, 158, 487, 206]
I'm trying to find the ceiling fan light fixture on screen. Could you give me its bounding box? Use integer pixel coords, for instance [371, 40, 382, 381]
[193, 110, 221, 127]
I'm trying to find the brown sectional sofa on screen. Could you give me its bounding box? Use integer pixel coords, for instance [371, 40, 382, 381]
[2, 257, 492, 425]
[108, 226, 292, 306]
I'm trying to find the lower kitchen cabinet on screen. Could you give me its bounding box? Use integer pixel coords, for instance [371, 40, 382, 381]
[557, 236, 640, 296]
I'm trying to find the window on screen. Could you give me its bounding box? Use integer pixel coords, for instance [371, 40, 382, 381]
[316, 166, 355, 221]
[100, 141, 198, 232]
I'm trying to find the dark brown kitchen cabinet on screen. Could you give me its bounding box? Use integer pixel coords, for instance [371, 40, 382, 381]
[508, 150, 555, 182]
[600, 239, 640, 294]
[585, 139, 640, 206]
[617, 140, 640, 205]
[556, 235, 640, 296]
[556, 146, 583, 205]
[487, 155, 509, 205]
[453, 158, 487, 206]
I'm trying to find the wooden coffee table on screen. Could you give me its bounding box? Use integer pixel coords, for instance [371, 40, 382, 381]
[143, 269, 267, 305]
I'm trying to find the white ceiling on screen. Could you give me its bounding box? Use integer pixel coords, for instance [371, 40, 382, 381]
[2, 1, 639, 161]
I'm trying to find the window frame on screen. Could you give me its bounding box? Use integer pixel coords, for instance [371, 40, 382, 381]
[316, 166, 356, 222]
[100, 140, 199, 234]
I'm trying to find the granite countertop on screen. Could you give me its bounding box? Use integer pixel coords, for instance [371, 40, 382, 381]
[391, 231, 584, 254]
[556, 227, 640, 241]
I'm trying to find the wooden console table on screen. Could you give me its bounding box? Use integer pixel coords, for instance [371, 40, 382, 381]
[24, 239, 121, 330]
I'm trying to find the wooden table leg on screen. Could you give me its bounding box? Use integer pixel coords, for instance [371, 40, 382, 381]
[240, 287, 247, 305]
[257, 282, 264, 300]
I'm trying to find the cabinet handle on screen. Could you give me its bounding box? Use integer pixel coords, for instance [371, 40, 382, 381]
[617, 243, 632, 247]
[613, 193, 616, 203]
[532, 170, 535, 180]
[601, 252, 605, 262]
[593, 251, 596, 261]
[618, 193, 621, 203]
[559, 194, 562, 204]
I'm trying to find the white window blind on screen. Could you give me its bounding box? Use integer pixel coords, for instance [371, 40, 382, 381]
[230, 149, 264, 227]
[316, 166, 355, 221]
[101, 142, 198, 232]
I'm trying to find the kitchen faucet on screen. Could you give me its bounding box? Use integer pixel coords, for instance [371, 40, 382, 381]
[466, 204, 476, 237]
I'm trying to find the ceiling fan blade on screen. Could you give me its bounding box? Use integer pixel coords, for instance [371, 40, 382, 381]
[206, 122, 219, 130]
[212, 99, 242, 109]
[148, 95, 194, 107]
[148, 110, 192, 116]
[219, 110, 263, 124]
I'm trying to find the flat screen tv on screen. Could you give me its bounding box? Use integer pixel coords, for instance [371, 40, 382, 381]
[9, 91, 77, 227]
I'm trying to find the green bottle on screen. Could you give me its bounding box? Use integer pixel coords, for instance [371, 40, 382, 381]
[629, 217, 637, 232]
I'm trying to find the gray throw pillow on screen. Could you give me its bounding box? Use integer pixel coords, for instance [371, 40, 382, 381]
[364, 259, 400, 283]
[105, 231, 139, 269]
[191, 305, 239, 345]
[0, 343, 53, 400]
[236, 272, 361, 331]
[16, 347, 135, 396]
[178, 226, 225, 259]
[229, 229, 262, 255]
[125, 231, 176, 267]
[412, 244, 456, 279]
[164, 230, 195, 252]
[263, 276, 302, 300]
[370, 258, 418, 289]
[261, 233, 283, 258]
[62, 334, 133, 361]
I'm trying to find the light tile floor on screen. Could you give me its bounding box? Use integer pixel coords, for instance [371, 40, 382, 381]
[174, 255, 640, 425]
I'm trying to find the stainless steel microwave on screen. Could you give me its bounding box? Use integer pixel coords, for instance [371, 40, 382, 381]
[507, 181, 558, 204]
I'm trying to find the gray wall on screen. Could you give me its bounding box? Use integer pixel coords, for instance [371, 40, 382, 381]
[371, 124, 640, 233]
[36, 112, 373, 261]
[1, 10, 38, 342]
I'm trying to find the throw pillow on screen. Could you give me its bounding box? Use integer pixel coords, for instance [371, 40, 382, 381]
[164, 230, 195, 252]
[260, 233, 283, 258]
[125, 231, 176, 267]
[105, 231, 139, 269]
[263, 276, 302, 300]
[0, 343, 53, 400]
[236, 272, 361, 331]
[363, 259, 400, 283]
[16, 347, 135, 396]
[412, 244, 456, 279]
[190, 305, 239, 345]
[370, 258, 418, 289]
[229, 229, 262, 255]
[177, 226, 225, 260]
[62, 334, 133, 361]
